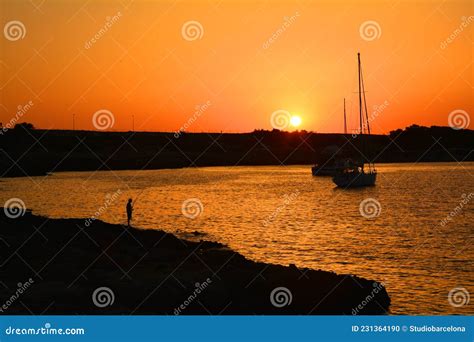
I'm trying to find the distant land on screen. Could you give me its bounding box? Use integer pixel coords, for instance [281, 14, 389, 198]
[0, 124, 472, 177]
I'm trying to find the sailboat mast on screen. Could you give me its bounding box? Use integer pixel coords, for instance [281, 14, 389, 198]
[360, 61, 373, 171]
[343, 98, 347, 134]
[357, 52, 365, 167]
[358, 53, 363, 136]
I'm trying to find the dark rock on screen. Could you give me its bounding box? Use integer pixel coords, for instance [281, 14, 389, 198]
[0, 209, 390, 315]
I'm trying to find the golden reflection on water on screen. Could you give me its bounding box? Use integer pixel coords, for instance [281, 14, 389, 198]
[1, 163, 473, 314]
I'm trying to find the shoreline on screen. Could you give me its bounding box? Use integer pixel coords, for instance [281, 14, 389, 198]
[1, 126, 472, 178]
[0, 209, 390, 315]
[1, 160, 471, 180]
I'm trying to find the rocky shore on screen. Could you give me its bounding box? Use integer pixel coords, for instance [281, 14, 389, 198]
[0, 210, 390, 314]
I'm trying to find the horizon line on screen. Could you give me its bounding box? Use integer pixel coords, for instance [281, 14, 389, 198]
[4, 123, 472, 136]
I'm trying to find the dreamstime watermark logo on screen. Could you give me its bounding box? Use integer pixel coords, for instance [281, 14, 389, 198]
[181, 198, 203, 219]
[448, 287, 470, 308]
[359, 20, 382, 41]
[174, 100, 211, 138]
[181, 20, 203, 41]
[262, 11, 300, 49]
[92, 109, 115, 130]
[4, 323, 85, 336]
[92, 287, 115, 308]
[0, 278, 34, 313]
[359, 198, 381, 218]
[440, 192, 473, 227]
[270, 287, 292, 308]
[352, 100, 389, 138]
[352, 282, 385, 315]
[84, 189, 122, 227]
[440, 16, 474, 49]
[84, 11, 122, 49]
[3, 198, 26, 219]
[4, 20, 26, 41]
[270, 109, 291, 130]
[173, 278, 213, 315]
[0, 100, 34, 135]
[263, 190, 300, 227]
[448, 109, 470, 130]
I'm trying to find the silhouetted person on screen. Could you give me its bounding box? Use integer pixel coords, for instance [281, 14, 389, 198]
[126, 198, 133, 227]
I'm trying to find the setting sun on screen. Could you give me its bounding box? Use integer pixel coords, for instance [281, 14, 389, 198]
[290, 115, 302, 127]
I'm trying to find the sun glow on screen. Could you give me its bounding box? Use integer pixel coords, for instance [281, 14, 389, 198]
[290, 115, 302, 127]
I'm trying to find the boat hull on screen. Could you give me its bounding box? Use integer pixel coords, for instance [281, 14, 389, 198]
[332, 171, 377, 188]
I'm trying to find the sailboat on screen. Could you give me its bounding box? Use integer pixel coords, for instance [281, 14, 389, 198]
[332, 53, 377, 188]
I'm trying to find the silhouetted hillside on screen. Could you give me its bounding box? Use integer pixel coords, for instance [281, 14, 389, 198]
[0, 125, 472, 177]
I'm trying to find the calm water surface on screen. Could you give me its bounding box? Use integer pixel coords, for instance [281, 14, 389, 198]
[1, 163, 473, 314]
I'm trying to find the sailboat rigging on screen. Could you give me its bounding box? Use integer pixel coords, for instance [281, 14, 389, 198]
[332, 52, 377, 188]
[343, 98, 347, 135]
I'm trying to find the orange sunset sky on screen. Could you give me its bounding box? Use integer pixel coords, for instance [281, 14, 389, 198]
[0, 0, 472, 134]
